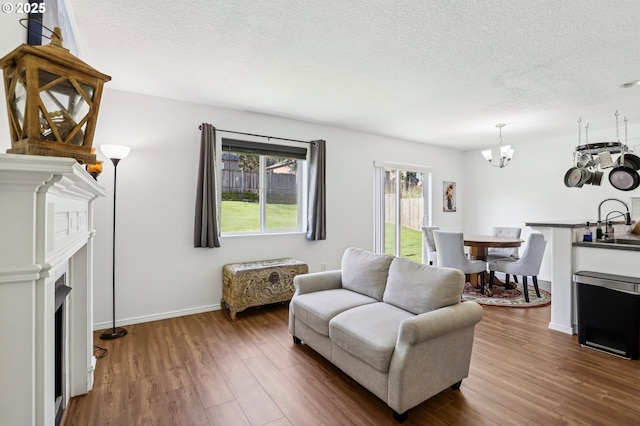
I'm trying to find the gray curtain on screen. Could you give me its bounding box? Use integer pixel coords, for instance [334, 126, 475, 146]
[306, 139, 326, 240]
[194, 123, 221, 248]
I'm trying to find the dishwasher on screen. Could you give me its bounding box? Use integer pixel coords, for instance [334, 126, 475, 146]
[574, 271, 640, 359]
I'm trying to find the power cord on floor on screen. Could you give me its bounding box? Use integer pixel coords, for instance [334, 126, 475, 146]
[93, 330, 108, 359]
[93, 344, 108, 359]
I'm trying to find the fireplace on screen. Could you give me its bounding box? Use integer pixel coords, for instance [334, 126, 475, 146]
[0, 155, 106, 426]
[54, 273, 72, 426]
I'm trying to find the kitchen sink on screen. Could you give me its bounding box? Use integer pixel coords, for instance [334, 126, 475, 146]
[598, 238, 640, 246]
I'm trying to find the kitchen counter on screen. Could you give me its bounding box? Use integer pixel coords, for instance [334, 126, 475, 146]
[525, 221, 640, 336]
[524, 220, 588, 228]
[573, 233, 640, 251]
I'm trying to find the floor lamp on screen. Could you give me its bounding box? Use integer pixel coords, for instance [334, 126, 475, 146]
[100, 144, 131, 340]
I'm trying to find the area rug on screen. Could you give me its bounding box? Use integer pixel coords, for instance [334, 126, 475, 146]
[461, 282, 551, 308]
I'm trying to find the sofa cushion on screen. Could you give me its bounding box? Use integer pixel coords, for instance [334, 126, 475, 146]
[382, 257, 464, 315]
[290, 289, 377, 336]
[341, 247, 394, 301]
[329, 302, 414, 372]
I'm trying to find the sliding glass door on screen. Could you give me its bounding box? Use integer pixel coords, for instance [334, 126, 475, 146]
[375, 162, 431, 262]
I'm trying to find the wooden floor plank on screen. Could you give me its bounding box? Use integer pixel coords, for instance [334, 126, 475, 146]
[244, 354, 328, 425]
[213, 351, 284, 425]
[185, 355, 235, 409]
[65, 303, 640, 425]
[205, 400, 251, 426]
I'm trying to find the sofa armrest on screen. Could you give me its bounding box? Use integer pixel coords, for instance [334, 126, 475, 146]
[293, 270, 343, 296]
[388, 301, 483, 414]
[397, 302, 484, 345]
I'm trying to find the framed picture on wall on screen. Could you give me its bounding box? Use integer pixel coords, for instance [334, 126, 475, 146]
[443, 181, 456, 212]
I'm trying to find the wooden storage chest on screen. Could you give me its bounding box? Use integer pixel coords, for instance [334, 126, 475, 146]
[222, 258, 308, 319]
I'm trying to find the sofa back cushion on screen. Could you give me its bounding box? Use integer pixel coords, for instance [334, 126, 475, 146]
[341, 247, 394, 301]
[383, 257, 464, 314]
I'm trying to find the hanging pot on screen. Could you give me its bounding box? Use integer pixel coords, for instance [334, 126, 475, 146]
[578, 168, 593, 186]
[576, 153, 596, 168]
[588, 171, 603, 186]
[564, 167, 583, 187]
[609, 165, 640, 191]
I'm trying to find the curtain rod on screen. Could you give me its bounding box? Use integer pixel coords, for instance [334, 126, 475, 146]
[198, 125, 314, 145]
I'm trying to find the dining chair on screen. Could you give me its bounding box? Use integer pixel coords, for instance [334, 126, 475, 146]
[486, 227, 522, 260]
[433, 230, 487, 293]
[421, 226, 439, 265]
[486, 226, 522, 284]
[487, 233, 546, 303]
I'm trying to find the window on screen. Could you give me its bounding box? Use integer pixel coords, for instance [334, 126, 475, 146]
[374, 162, 432, 262]
[220, 138, 308, 234]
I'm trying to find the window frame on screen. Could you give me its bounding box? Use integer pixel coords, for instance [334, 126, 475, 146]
[218, 134, 309, 236]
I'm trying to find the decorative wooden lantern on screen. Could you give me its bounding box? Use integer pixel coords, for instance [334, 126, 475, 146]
[0, 28, 111, 164]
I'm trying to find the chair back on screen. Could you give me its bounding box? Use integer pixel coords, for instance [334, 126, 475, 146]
[422, 226, 439, 265]
[433, 230, 485, 273]
[488, 226, 521, 258]
[512, 233, 546, 276]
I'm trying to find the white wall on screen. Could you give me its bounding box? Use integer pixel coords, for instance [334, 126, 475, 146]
[88, 89, 465, 327]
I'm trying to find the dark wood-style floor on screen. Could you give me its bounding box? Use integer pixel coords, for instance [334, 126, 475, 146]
[65, 302, 640, 425]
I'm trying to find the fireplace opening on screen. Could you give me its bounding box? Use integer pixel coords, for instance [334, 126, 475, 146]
[54, 274, 72, 426]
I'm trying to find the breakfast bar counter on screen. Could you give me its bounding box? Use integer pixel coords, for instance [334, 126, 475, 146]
[526, 221, 584, 335]
[526, 220, 640, 335]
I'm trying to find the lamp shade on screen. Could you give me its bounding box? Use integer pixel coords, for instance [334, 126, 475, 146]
[100, 144, 131, 160]
[500, 145, 514, 159]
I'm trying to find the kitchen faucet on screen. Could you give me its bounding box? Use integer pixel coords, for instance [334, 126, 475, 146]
[604, 210, 626, 239]
[597, 198, 632, 240]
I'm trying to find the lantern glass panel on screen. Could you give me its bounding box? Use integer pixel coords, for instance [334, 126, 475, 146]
[10, 74, 27, 137]
[37, 69, 95, 146]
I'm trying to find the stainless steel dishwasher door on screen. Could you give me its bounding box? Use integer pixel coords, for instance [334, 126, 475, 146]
[574, 271, 640, 359]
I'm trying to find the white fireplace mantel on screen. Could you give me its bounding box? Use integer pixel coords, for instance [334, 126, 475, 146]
[0, 154, 106, 426]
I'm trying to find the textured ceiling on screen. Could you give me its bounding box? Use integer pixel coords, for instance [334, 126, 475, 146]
[67, 0, 640, 150]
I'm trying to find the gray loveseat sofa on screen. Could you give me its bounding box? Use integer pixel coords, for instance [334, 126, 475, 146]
[288, 247, 484, 422]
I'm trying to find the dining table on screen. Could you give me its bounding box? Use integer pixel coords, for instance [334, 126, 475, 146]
[463, 234, 524, 291]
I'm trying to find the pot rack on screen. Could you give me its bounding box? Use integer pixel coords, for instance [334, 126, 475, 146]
[575, 141, 627, 156]
[565, 112, 640, 191]
[573, 113, 630, 169]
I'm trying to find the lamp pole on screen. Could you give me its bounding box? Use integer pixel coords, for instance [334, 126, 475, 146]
[100, 145, 131, 340]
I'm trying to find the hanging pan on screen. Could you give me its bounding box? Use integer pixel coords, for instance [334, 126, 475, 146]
[564, 167, 583, 187]
[609, 153, 640, 191]
[609, 166, 639, 190]
[614, 153, 640, 170]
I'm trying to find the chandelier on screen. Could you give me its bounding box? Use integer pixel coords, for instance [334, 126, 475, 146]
[481, 123, 514, 168]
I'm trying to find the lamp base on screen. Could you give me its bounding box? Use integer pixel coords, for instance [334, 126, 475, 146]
[100, 327, 127, 340]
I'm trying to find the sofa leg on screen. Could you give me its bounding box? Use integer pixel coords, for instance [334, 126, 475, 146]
[392, 410, 407, 423]
[292, 336, 301, 344]
[451, 380, 462, 390]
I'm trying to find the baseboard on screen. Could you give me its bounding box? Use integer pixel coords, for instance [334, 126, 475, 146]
[93, 303, 222, 330]
[548, 321, 575, 335]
